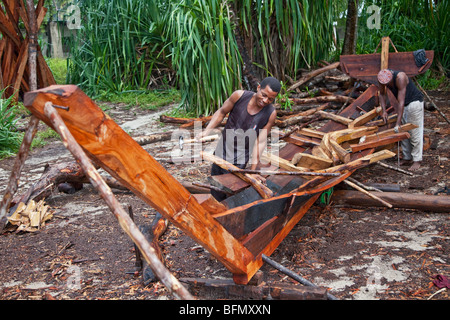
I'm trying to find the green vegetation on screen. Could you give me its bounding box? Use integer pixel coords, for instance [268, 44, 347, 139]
[0, 90, 21, 158]
[67, 0, 336, 116]
[46, 58, 68, 85]
[357, 0, 449, 77]
[97, 89, 181, 111]
[66, 0, 447, 116]
[67, 0, 170, 97]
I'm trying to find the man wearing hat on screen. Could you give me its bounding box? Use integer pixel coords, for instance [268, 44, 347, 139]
[377, 69, 424, 171]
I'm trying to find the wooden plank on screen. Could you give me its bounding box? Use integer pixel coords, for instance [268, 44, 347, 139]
[298, 128, 325, 139]
[348, 106, 381, 128]
[350, 132, 410, 152]
[291, 152, 333, 170]
[311, 145, 331, 160]
[283, 134, 321, 148]
[381, 36, 390, 70]
[261, 153, 309, 173]
[23, 85, 256, 282]
[0, 9, 21, 47]
[340, 51, 434, 84]
[364, 123, 417, 142]
[12, 39, 29, 100]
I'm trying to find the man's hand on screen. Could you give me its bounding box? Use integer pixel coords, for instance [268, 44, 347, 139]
[250, 174, 266, 184]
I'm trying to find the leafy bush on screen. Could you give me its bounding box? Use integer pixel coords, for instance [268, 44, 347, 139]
[0, 90, 21, 158]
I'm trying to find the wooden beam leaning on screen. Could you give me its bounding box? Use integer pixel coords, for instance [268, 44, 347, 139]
[23, 85, 255, 283]
[201, 151, 273, 199]
[43, 102, 194, 300]
[0, 116, 40, 230]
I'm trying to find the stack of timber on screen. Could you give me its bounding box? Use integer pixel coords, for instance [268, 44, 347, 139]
[0, 0, 55, 100]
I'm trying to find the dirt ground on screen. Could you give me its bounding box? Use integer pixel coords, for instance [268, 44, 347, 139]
[0, 90, 448, 301]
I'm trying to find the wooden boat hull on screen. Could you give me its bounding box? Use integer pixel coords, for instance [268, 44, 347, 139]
[23, 81, 397, 284]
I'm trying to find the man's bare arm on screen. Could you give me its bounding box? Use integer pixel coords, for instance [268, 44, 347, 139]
[197, 90, 244, 139]
[249, 110, 277, 171]
[395, 73, 408, 128]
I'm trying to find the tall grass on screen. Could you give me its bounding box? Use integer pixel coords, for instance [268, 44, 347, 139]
[67, 0, 336, 115]
[234, 0, 335, 81]
[67, 0, 172, 97]
[0, 89, 21, 158]
[164, 1, 242, 115]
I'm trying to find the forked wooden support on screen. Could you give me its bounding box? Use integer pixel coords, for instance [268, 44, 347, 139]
[42, 102, 194, 299]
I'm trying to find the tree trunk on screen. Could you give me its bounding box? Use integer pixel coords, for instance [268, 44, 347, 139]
[26, 0, 38, 91]
[332, 190, 450, 213]
[342, 0, 359, 55]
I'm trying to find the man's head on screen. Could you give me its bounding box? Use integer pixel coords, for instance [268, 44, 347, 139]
[255, 77, 281, 108]
[377, 69, 393, 85]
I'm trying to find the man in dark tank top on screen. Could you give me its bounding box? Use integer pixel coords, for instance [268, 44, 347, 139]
[377, 69, 424, 171]
[197, 77, 281, 201]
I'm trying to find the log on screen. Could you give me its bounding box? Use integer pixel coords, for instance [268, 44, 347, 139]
[180, 277, 328, 300]
[132, 131, 173, 145]
[377, 161, 414, 176]
[275, 113, 318, 128]
[8, 161, 88, 214]
[290, 94, 354, 105]
[44, 102, 193, 299]
[343, 179, 393, 208]
[317, 110, 353, 125]
[287, 61, 340, 91]
[332, 190, 450, 213]
[159, 114, 217, 128]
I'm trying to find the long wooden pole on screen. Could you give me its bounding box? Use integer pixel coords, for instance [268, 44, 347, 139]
[43, 102, 194, 300]
[0, 116, 39, 231]
[26, 0, 37, 92]
[0, 0, 41, 230]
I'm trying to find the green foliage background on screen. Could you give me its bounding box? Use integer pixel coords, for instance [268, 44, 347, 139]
[64, 0, 448, 115]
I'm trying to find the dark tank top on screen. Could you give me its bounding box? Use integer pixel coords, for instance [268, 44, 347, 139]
[215, 90, 275, 167]
[389, 70, 423, 105]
